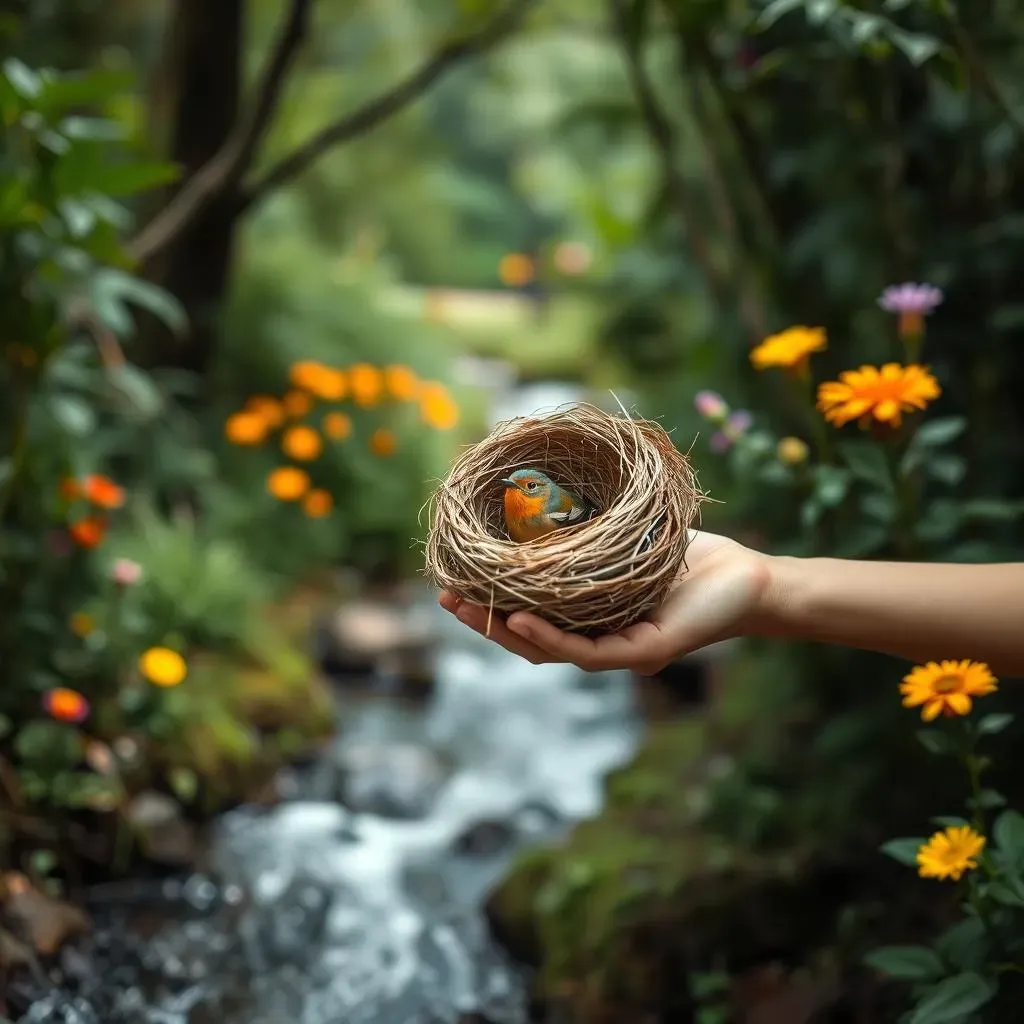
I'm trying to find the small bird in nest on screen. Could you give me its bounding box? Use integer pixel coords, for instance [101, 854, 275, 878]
[501, 468, 596, 543]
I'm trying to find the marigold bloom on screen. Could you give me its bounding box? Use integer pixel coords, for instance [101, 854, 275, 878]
[83, 475, 124, 509]
[749, 326, 826, 371]
[43, 687, 90, 723]
[817, 363, 940, 428]
[139, 647, 188, 687]
[69, 517, 106, 549]
[283, 389, 314, 418]
[499, 252, 535, 287]
[289, 360, 346, 401]
[899, 659, 997, 721]
[281, 425, 323, 461]
[322, 411, 352, 440]
[349, 364, 383, 407]
[777, 436, 810, 465]
[369, 428, 397, 457]
[878, 282, 943, 339]
[70, 612, 93, 637]
[246, 395, 285, 428]
[267, 466, 311, 500]
[419, 383, 459, 430]
[303, 489, 333, 518]
[384, 365, 419, 401]
[917, 825, 986, 882]
[225, 411, 268, 445]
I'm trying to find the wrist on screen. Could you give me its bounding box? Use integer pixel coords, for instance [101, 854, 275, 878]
[749, 553, 810, 639]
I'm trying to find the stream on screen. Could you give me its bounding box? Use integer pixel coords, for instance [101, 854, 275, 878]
[10, 592, 642, 1024]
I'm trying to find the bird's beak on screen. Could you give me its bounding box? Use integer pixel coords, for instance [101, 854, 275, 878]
[499, 478, 517, 489]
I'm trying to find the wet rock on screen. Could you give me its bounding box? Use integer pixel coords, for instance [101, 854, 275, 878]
[511, 800, 563, 838]
[0, 874, 90, 956]
[315, 598, 436, 692]
[453, 819, 517, 858]
[336, 741, 451, 819]
[125, 791, 197, 867]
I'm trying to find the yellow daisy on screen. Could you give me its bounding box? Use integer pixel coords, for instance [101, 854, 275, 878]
[749, 326, 827, 371]
[916, 825, 986, 881]
[899, 660, 997, 721]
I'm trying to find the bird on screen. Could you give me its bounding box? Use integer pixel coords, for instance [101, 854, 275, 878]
[501, 468, 595, 543]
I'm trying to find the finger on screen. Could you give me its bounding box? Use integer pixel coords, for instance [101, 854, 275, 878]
[506, 613, 667, 672]
[438, 591, 462, 614]
[452, 602, 559, 665]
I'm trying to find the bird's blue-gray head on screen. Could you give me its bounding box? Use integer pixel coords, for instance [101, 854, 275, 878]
[499, 467, 557, 503]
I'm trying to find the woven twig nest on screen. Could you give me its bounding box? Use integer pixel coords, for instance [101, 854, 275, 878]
[423, 403, 703, 635]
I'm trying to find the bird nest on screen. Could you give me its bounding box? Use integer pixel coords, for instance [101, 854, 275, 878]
[423, 403, 704, 635]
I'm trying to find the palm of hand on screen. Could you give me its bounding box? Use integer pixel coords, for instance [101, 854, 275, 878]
[438, 531, 770, 674]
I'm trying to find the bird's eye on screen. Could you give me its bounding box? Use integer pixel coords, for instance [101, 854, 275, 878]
[526, 481, 538, 491]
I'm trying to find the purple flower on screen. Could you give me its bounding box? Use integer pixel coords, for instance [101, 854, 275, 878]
[878, 283, 943, 315]
[722, 410, 753, 439]
[694, 389, 729, 423]
[710, 431, 733, 454]
[111, 557, 142, 587]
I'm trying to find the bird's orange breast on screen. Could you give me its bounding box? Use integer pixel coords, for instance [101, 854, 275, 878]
[504, 488, 545, 521]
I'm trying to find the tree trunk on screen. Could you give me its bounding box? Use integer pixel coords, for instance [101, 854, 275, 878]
[145, 0, 245, 376]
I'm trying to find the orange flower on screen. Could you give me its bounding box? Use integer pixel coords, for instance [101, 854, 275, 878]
[283, 389, 314, 418]
[369, 428, 397, 457]
[224, 411, 268, 445]
[69, 517, 106, 548]
[246, 395, 285, 428]
[70, 612, 93, 637]
[322, 411, 352, 440]
[817, 364, 941, 428]
[83, 475, 124, 509]
[303, 489, 333, 518]
[281, 425, 323, 461]
[750, 326, 827, 372]
[899, 660, 997, 721]
[43, 687, 90, 723]
[384, 365, 419, 401]
[349, 363, 383, 407]
[289, 360, 347, 401]
[419, 383, 459, 430]
[499, 252, 535, 287]
[267, 466, 310, 500]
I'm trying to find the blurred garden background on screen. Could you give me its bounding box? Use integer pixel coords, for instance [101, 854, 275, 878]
[3, 0, 1024, 1022]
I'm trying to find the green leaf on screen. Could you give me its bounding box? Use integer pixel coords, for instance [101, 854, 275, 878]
[58, 116, 126, 141]
[48, 394, 96, 437]
[105, 363, 165, 421]
[101, 160, 181, 197]
[934, 917, 986, 971]
[813, 464, 850, 507]
[912, 417, 967, 448]
[886, 27, 943, 67]
[757, 0, 806, 28]
[917, 729, 953, 754]
[29, 848, 58, 876]
[908, 972, 994, 1024]
[927, 455, 966, 486]
[0, 713, 11, 738]
[987, 881, 1024, 908]
[169, 766, 198, 804]
[14, 721, 82, 767]
[3, 57, 41, 98]
[838, 440, 893, 492]
[978, 713, 1013, 735]
[974, 789, 1007, 810]
[881, 837, 924, 866]
[89, 269, 187, 337]
[993, 810, 1024, 867]
[932, 816, 970, 829]
[864, 945, 944, 981]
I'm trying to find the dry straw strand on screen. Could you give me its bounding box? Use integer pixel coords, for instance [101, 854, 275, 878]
[423, 402, 704, 635]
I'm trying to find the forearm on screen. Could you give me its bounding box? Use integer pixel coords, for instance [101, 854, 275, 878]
[760, 556, 1024, 676]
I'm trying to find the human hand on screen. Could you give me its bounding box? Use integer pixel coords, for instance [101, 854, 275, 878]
[437, 530, 775, 674]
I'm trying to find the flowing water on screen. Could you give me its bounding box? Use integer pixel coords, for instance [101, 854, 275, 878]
[11, 596, 641, 1024]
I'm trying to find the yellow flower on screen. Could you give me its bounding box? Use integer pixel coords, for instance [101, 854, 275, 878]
[916, 825, 986, 882]
[322, 411, 352, 440]
[817, 364, 940, 428]
[776, 436, 810, 465]
[369, 428, 397, 457]
[289, 360, 346, 401]
[281, 425, 323, 461]
[749, 326, 826, 371]
[384, 365, 419, 401]
[899, 660, 997, 721]
[139, 647, 188, 688]
[419, 383, 459, 430]
[283, 389, 314, 418]
[303, 488, 333, 518]
[225, 411, 268, 445]
[70, 612, 93, 637]
[267, 466, 310, 501]
[349, 364, 383, 407]
[498, 252, 535, 287]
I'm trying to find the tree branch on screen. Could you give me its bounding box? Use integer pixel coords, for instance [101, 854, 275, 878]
[127, 0, 315, 265]
[241, 0, 538, 211]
